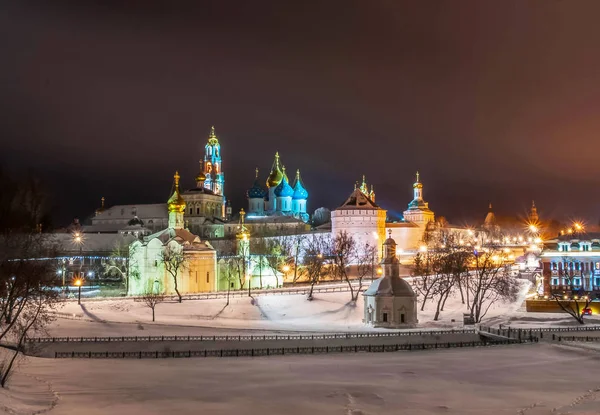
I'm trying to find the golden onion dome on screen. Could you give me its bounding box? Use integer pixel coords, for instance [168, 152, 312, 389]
[167, 171, 186, 213]
[413, 171, 423, 189]
[266, 151, 283, 188]
[195, 171, 206, 183]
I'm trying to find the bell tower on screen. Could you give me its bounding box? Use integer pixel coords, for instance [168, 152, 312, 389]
[201, 126, 226, 217]
[202, 126, 225, 196]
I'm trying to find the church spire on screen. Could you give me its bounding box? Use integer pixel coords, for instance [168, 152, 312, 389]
[208, 125, 219, 145]
[413, 171, 423, 200]
[529, 200, 539, 223]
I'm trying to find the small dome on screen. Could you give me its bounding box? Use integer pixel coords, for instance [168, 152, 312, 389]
[247, 179, 266, 199]
[128, 216, 144, 226]
[292, 170, 308, 200]
[195, 171, 206, 182]
[364, 276, 416, 298]
[274, 176, 294, 198]
[167, 171, 186, 213]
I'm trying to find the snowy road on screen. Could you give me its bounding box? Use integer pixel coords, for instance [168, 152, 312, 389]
[5, 343, 600, 414]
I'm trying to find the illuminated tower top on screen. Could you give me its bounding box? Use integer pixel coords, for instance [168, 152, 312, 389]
[404, 171, 434, 225]
[202, 126, 224, 197]
[529, 200, 539, 223]
[167, 171, 186, 229]
[358, 175, 376, 201]
[413, 171, 423, 200]
[266, 152, 284, 188]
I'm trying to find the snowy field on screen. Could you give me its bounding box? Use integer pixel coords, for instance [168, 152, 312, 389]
[3, 343, 600, 414]
[42, 280, 558, 337]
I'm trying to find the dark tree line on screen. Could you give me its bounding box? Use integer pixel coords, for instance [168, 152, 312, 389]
[0, 168, 60, 387]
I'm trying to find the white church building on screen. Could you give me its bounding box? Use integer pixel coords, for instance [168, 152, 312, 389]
[363, 232, 418, 328]
[128, 172, 217, 296]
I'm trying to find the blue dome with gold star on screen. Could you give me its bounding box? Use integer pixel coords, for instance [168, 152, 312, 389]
[247, 168, 266, 199]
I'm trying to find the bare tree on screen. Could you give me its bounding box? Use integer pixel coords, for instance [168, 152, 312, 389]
[301, 236, 329, 300]
[355, 243, 377, 302]
[103, 241, 138, 293]
[0, 169, 60, 388]
[159, 244, 187, 303]
[330, 231, 358, 303]
[139, 281, 165, 322]
[253, 235, 294, 288]
[411, 249, 438, 311]
[468, 244, 520, 323]
[551, 258, 592, 324]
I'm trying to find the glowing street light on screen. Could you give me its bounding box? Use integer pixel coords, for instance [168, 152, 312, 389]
[282, 265, 290, 273]
[74, 278, 83, 305]
[529, 224, 538, 233]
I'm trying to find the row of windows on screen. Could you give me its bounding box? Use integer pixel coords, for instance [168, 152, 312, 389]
[550, 262, 600, 271]
[551, 277, 600, 287]
[559, 243, 595, 252]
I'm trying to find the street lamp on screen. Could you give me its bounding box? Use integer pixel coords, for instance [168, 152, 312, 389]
[74, 278, 83, 305]
[73, 232, 84, 282]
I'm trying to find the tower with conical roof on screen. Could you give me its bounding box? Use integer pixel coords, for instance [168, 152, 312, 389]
[167, 171, 186, 229]
[529, 200, 539, 224]
[403, 172, 434, 225]
[484, 203, 496, 228]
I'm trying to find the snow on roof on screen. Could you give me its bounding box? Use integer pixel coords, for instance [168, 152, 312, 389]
[52, 233, 135, 254]
[93, 203, 168, 221]
[144, 228, 215, 251]
[335, 189, 380, 210]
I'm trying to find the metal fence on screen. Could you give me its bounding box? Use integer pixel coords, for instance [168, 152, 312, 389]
[503, 325, 600, 333]
[556, 336, 600, 342]
[66, 281, 364, 303]
[54, 338, 536, 359]
[28, 328, 477, 343]
[480, 325, 600, 341]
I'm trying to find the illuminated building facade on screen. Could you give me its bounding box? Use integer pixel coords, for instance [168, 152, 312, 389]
[128, 172, 217, 296]
[331, 176, 386, 254]
[541, 233, 600, 296]
[402, 172, 435, 225]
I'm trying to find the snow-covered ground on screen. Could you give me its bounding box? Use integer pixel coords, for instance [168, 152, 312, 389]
[47, 280, 538, 335]
[40, 279, 600, 340]
[3, 343, 600, 415]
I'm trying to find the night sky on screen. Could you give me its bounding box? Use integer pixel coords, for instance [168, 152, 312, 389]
[2, 1, 600, 227]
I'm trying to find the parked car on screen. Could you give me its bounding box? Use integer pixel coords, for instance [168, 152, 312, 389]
[582, 308, 593, 316]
